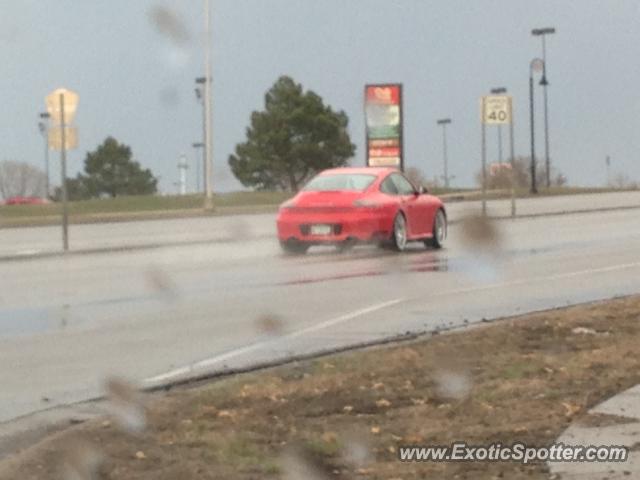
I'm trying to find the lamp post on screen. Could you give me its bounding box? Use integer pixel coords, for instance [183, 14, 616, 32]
[202, 0, 214, 210]
[194, 77, 207, 196]
[38, 112, 51, 198]
[490, 88, 507, 165]
[532, 27, 556, 187]
[529, 58, 545, 194]
[436, 118, 452, 188]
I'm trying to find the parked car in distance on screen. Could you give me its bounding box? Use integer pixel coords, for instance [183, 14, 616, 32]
[2, 196, 49, 206]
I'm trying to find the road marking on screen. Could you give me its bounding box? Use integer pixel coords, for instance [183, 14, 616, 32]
[143, 297, 406, 384]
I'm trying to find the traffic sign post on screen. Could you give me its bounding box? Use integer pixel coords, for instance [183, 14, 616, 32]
[481, 95, 516, 217]
[46, 88, 79, 252]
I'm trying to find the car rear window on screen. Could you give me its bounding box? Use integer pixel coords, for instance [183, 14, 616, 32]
[303, 174, 377, 192]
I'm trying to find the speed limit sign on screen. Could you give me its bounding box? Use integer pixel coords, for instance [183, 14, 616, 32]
[481, 95, 512, 124]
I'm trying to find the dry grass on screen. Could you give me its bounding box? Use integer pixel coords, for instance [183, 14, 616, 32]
[4, 296, 640, 479]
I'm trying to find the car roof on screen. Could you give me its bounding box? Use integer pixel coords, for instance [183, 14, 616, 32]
[320, 167, 397, 177]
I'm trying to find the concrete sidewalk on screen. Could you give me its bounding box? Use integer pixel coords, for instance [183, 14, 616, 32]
[550, 384, 640, 479]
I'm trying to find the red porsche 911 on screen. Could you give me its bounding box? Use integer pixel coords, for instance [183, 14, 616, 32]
[277, 167, 447, 254]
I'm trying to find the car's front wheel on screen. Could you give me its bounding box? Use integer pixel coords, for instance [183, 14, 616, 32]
[425, 209, 446, 249]
[280, 240, 310, 255]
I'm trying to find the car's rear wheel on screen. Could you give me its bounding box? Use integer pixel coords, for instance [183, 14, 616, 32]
[280, 240, 310, 255]
[391, 213, 408, 252]
[425, 209, 446, 249]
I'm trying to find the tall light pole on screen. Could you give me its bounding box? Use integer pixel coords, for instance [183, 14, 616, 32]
[38, 112, 51, 198]
[529, 58, 545, 194]
[532, 27, 556, 187]
[490, 87, 507, 165]
[194, 79, 207, 195]
[436, 118, 452, 188]
[202, 0, 214, 210]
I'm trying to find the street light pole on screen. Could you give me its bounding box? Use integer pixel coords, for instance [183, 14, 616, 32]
[203, 0, 214, 210]
[38, 112, 51, 198]
[436, 118, 452, 188]
[195, 79, 207, 195]
[532, 27, 555, 188]
[529, 58, 544, 195]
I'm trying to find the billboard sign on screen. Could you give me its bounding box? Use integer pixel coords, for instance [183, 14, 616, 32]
[365, 84, 403, 169]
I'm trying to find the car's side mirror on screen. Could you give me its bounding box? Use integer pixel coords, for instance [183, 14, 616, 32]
[417, 185, 428, 195]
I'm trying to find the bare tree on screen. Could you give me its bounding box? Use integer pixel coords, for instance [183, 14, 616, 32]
[476, 156, 567, 190]
[611, 173, 639, 189]
[405, 167, 427, 188]
[0, 160, 46, 200]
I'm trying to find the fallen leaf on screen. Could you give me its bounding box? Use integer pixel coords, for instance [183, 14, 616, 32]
[562, 402, 582, 417]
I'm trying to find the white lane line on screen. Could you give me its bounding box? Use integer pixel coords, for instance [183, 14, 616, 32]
[144, 260, 640, 384]
[143, 297, 406, 384]
[431, 261, 640, 298]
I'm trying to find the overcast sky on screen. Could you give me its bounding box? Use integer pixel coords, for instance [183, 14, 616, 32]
[2, 0, 639, 193]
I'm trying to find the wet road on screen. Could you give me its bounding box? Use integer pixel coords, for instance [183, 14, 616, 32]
[2, 190, 640, 257]
[1, 208, 640, 423]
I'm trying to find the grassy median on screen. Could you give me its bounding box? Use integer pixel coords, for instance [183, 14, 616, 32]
[3, 296, 640, 479]
[3, 187, 633, 228]
[0, 191, 291, 227]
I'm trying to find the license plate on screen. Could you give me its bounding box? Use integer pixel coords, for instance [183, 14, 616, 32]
[311, 224, 332, 235]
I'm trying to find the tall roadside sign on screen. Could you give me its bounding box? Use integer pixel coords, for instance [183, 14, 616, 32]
[480, 94, 515, 217]
[46, 88, 79, 251]
[365, 84, 404, 170]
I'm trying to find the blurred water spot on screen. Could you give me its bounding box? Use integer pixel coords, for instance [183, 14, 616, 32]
[458, 213, 502, 251]
[62, 437, 104, 480]
[255, 313, 286, 336]
[281, 448, 331, 480]
[433, 370, 472, 400]
[148, 5, 190, 46]
[342, 432, 373, 468]
[455, 213, 504, 283]
[104, 377, 147, 434]
[225, 218, 252, 241]
[145, 265, 180, 301]
[159, 85, 180, 107]
[449, 254, 501, 283]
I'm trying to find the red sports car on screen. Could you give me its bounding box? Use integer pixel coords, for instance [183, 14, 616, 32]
[277, 167, 447, 254]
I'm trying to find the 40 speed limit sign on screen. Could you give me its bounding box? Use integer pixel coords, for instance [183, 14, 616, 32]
[481, 95, 512, 124]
